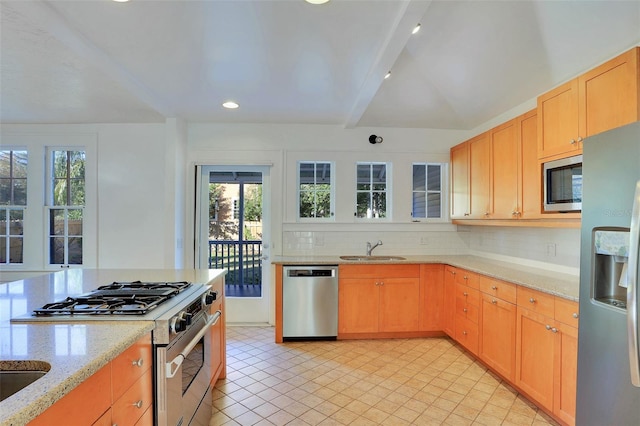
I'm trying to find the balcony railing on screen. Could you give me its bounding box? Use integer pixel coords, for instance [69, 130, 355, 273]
[208, 240, 262, 286]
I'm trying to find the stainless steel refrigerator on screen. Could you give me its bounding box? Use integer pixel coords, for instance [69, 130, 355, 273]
[576, 121, 640, 425]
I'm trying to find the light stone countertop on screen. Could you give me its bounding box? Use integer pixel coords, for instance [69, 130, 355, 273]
[271, 254, 580, 301]
[0, 269, 224, 426]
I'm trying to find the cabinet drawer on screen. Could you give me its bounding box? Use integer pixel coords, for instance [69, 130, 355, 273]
[456, 297, 479, 323]
[111, 368, 153, 426]
[111, 334, 152, 401]
[339, 264, 420, 279]
[480, 276, 517, 304]
[555, 297, 580, 327]
[455, 316, 479, 354]
[455, 283, 479, 306]
[134, 406, 154, 426]
[517, 287, 555, 318]
[455, 270, 480, 290]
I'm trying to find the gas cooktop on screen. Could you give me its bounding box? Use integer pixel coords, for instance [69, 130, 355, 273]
[31, 281, 192, 317]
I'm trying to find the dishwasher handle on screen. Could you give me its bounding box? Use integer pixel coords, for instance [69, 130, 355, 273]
[286, 268, 336, 278]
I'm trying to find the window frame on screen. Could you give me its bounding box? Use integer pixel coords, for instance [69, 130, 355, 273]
[0, 148, 28, 265]
[411, 162, 448, 222]
[296, 161, 335, 222]
[354, 161, 391, 221]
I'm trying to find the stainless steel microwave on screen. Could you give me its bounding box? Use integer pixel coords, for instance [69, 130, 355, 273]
[543, 154, 583, 212]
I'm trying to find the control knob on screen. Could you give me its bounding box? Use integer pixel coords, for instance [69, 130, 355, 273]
[170, 311, 192, 334]
[202, 290, 218, 306]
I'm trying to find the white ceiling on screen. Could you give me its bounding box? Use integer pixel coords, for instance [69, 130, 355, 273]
[1, 0, 639, 130]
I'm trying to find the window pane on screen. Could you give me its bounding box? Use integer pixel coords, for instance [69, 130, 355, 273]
[371, 164, 386, 184]
[69, 210, 82, 236]
[413, 165, 426, 191]
[357, 165, 371, 184]
[427, 165, 441, 191]
[9, 237, 23, 263]
[69, 152, 85, 179]
[53, 178, 68, 206]
[13, 179, 27, 205]
[12, 151, 28, 178]
[427, 193, 442, 218]
[0, 242, 5, 263]
[373, 192, 386, 218]
[316, 163, 330, 182]
[413, 192, 426, 218]
[316, 190, 331, 218]
[356, 192, 370, 218]
[299, 191, 314, 217]
[0, 151, 9, 178]
[53, 151, 68, 178]
[50, 209, 65, 236]
[50, 237, 65, 264]
[0, 179, 9, 205]
[68, 237, 82, 264]
[9, 210, 23, 235]
[70, 179, 85, 206]
[299, 163, 315, 182]
[0, 212, 5, 234]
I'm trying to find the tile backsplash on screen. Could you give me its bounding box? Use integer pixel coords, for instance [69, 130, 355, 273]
[282, 225, 580, 274]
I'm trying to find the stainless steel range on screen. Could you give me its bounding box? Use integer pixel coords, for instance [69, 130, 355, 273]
[13, 272, 225, 426]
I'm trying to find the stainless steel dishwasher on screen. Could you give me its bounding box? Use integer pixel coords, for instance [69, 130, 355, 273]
[282, 265, 338, 340]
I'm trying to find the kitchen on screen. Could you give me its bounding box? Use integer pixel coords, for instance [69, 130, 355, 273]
[1, 0, 640, 425]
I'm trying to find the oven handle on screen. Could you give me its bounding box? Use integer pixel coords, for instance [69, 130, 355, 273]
[165, 310, 222, 379]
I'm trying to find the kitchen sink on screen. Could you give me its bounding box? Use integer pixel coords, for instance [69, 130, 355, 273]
[0, 361, 50, 402]
[339, 255, 406, 261]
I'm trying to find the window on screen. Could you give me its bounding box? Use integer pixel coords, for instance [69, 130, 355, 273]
[298, 161, 333, 219]
[356, 162, 388, 219]
[48, 150, 85, 265]
[0, 150, 27, 264]
[412, 163, 445, 219]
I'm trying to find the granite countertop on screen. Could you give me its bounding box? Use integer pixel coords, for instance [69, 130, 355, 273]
[0, 268, 224, 426]
[272, 254, 580, 301]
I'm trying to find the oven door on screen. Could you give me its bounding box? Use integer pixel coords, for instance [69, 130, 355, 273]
[156, 310, 221, 426]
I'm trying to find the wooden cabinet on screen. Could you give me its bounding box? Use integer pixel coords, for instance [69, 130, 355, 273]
[450, 142, 470, 218]
[479, 276, 517, 381]
[519, 110, 541, 218]
[453, 270, 480, 355]
[491, 119, 518, 219]
[515, 288, 579, 425]
[419, 264, 444, 331]
[338, 264, 420, 334]
[469, 132, 491, 218]
[442, 266, 457, 337]
[209, 275, 226, 384]
[29, 334, 153, 426]
[538, 47, 639, 159]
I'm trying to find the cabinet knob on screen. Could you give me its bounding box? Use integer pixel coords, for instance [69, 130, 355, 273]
[529, 298, 536, 304]
[463, 308, 468, 313]
[132, 358, 144, 368]
[484, 212, 490, 217]
[463, 276, 468, 281]
[463, 292, 468, 297]
[570, 139, 577, 144]
[380, 281, 384, 286]
[551, 327, 558, 333]
[491, 286, 497, 290]
[464, 212, 470, 216]
[545, 324, 551, 330]
[573, 312, 579, 319]
[491, 299, 497, 304]
[132, 400, 143, 409]
[462, 331, 468, 335]
[577, 136, 583, 142]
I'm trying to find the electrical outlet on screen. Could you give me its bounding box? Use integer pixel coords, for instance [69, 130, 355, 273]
[547, 243, 557, 257]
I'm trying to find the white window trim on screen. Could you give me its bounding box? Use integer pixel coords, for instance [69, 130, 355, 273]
[411, 162, 449, 223]
[354, 161, 392, 221]
[296, 161, 335, 222]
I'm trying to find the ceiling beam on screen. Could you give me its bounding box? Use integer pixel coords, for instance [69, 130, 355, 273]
[24, 0, 173, 117]
[343, 0, 432, 129]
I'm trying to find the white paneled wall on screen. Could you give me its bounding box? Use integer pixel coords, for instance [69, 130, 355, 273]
[282, 229, 468, 256]
[458, 225, 581, 273]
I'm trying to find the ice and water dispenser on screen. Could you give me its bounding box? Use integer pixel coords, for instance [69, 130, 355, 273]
[592, 228, 630, 310]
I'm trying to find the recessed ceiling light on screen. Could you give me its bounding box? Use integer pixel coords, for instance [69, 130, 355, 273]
[222, 101, 239, 109]
[305, 0, 330, 4]
[412, 23, 421, 34]
[384, 71, 391, 80]
[112, 0, 130, 3]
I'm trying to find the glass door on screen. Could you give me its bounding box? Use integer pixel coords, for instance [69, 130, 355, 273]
[196, 165, 270, 324]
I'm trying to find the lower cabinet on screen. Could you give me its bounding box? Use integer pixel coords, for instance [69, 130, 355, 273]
[419, 264, 444, 331]
[338, 264, 420, 334]
[515, 287, 579, 426]
[442, 266, 457, 337]
[29, 333, 153, 426]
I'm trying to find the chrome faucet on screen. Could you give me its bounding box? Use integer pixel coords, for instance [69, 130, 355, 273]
[366, 240, 383, 256]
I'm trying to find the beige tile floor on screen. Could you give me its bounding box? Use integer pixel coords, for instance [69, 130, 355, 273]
[210, 327, 559, 426]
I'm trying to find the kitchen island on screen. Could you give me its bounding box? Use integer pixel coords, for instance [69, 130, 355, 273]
[0, 269, 225, 426]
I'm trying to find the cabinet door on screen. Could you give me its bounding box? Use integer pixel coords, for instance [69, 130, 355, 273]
[518, 109, 540, 218]
[111, 334, 152, 401]
[491, 119, 519, 219]
[450, 142, 470, 218]
[379, 278, 420, 332]
[479, 294, 516, 381]
[210, 299, 224, 383]
[537, 79, 580, 159]
[419, 264, 444, 331]
[111, 370, 153, 426]
[338, 278, 378, 333]
[579, 47, 639, 139]
[442, 266, 457, 337]
[515, 307, 555, 412]
[554, 322, 578, 426]
[469, 132, 491, 218]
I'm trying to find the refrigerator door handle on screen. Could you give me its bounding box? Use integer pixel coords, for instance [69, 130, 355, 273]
[628, 180, 640, 387]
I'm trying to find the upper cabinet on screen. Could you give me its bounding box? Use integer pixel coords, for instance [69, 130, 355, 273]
[538, 47, 639, 159]
[450, 110, 539, 221]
